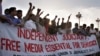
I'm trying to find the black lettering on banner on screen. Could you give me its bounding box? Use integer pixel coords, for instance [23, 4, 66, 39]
[58, 52, 68, 56]
[69, 51, 72, 54]
[74, 50, 89, 54]
[44, 54, 56, 56]
[13, 54, 21, 56]
[89, 49, 94, 52]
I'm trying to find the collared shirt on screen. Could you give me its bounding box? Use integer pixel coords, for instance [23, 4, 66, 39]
[37, 23, 46, 34]
[6, 15, 21, 25]
[72, 28, 79, 34]
[24, 19, 37, 30]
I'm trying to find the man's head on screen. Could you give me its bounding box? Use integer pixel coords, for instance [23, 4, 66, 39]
[83, 24, 86, 29]
[9, 7, 17, 16]
[4, 8, 9, 15]
[86, 26, 90, 31]
[17, 10, 22, 19]
[95, 28, 98, 32]
[90, 24, 94, 29]
[75, 23, 78, 28]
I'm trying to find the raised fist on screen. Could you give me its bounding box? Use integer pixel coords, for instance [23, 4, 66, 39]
[62, 18, 64, 20]
[29, 2, 32, 6]
[55, 15, 58, 18]
[32, 6, 35, 9]
[37, 8, 41, 12]
[68, 14, 72, 19]
[46, 14, 49, 16]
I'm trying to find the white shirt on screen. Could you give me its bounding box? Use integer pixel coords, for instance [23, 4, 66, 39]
[96, 32, 100, 37]
[24, 19, 37, 30]
[58, 28, 66, 34]
[37, 23, 46, 34]
[90, 29, 96, 34]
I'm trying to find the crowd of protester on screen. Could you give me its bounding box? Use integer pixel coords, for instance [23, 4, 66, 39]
[0, 2, 100, 36]
[0, 0, 100, 56]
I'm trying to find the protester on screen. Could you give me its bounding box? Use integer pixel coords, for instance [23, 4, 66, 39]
[17, 10, 22, 22]
[80, 24, 87, 36]
[95, 28, 100, 38]
[4, 8, 9, 15]
[24, 3, 37, 31]
[35, 8, 46, 34]
[48, 15, 58, 34]
[72, 23, 79, 34]
[65, 14, 72, 34]
[0, 0, 12, 24]
[89, 24, 96, 35]
[0, 1, 100, 56]
[86, 26, 90, 36]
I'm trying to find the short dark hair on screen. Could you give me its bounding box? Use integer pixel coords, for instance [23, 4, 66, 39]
[75, 23, 78, 26]
[90, 24, 94, 26]
[83, 24, 86, 28]
[17, 10, 22, 13]
[9, 7, 16, 13]
[4, 8, 9, 15]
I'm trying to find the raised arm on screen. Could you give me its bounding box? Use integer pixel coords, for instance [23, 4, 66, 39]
[54, 15, 57, 21]
[35, 8, 42, 23]
[67, 14, 72, 23]
[36, 8, 41, 16]
[66, 14, 72, 29]
[61, 18, 64, 24]
[43, 14, 49, 19]
[25, 2, 32, 17]
[57, 18, 60, 26]
[23, 2, 35, 22]
[39, 11, 44, 16]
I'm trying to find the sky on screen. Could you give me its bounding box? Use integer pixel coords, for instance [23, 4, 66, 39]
[2, 0, 100, 29]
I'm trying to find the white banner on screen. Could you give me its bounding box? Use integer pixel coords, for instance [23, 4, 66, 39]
[0, 23, 100, 56]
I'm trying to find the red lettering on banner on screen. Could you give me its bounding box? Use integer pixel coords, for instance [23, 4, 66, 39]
[18, 28, 26, 38]
[24, 43, 43, 53]
[63, 34, 86, 40]
[0, 38, 20, 52]
[45, 35, 58, 42]
[38, 33, 45, 41]
[81, 40, 97, 48]
[45, 43, 72, 52]
[18, 28, 58, 42]
[18, 28, 36, 40]
[73, 42, 80, 48]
